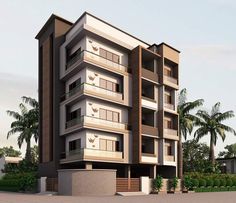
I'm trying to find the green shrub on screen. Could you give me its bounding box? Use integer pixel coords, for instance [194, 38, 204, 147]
[232, 178, 236, 186]
[184, 176, 193, 190]
[171, 177, 178, 191]
[198, 179, 207, 187]
[213, 179, 220, 187]
[206, 178, 214, 187]
[192, 179, 199, 188]
[18, 173, 37, 191]
[0, 172, 37, 192]
[0, 179, 20, 192]
[226, 179, 233, 187]
[153, 175, 163, 192]
[220, 179, 226, 187]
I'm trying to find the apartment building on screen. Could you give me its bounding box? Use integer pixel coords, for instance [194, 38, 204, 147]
[36, 12, 180, 184]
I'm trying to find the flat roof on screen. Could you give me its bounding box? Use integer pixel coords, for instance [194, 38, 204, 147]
[35, 12, 180, 53]
[35, 14, 73, 39]
[64, 11, 150, 47]
[149, 42, 181, 53]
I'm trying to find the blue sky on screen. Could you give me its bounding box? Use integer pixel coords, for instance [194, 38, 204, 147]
[0, 0, 236, 155]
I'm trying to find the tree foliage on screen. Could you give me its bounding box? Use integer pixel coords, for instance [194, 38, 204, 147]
[194, 102, 236, 164]
[218, 143, 236, 158]
[6, 97, 39, 162]
[183, 139, 210, 173]
[0, 146, 21, 158]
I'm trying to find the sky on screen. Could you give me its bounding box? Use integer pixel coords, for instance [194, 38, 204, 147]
[0, 0, 236, 156]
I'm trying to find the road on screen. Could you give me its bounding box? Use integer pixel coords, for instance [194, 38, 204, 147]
[0, 191, 235, 203]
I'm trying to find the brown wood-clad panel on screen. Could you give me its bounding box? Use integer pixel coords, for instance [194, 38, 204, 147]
[116, 178, 140, 192]
[42, 37, 52, 163]
[142, 68, 158, 83]
[130, 46, 142, 164]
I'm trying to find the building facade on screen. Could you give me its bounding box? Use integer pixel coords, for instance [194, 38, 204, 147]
[36, 12, 180, 180]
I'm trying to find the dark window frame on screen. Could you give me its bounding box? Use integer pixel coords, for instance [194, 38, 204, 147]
[99, 108, 120, 123]
[99, 48, 120, 64]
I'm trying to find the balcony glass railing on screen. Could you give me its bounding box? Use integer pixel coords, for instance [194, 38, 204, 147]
[64, 148, 123, 160]
[66, 50, 128, 72]
[66, 115, 128, 130]
[61, 82, 123, 102]
[164, 103, 175, 110]
[164, 128, 178, 136]
[164, 75, 178, 85]
[165, 155, 175, 162]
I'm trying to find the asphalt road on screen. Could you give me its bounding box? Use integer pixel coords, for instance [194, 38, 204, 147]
[0, 191, 235, 203]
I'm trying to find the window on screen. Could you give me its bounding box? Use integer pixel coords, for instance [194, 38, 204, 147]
[69, 108, 81, 121]
[107, 111, 113, 121]
[113, 112, 119, 122]
[100, 139, 107, 151]
[99, 78, 119, 92]
[69, 78, 81, 92]
[69, 139, 81, 151]
[99, 108, 120, 122]
[164, 66, 172, 77]
[165, 141, 172, 156]
[99, 48, 120, 64]
[66, 47, 81, 63]
[164, 91, 172, 104]
[164, 118, 172, 129]
[99, 139, 119, 151]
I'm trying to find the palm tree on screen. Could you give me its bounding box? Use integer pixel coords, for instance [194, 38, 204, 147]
[7, 97, 39, 162]
[177, 89, 204, 178]
[194, 102, 236, 164]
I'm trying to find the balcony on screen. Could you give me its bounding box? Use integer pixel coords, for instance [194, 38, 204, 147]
[65, 115, 128, 132]
[61, 83, 123, 103]
[61, 148, 123, 163]
[164, 75, 178, 87]
[141, 96, 157, 110]
[65, 50, 128, 74]
[142, 68, 158, 83]
[164, 103, 175, 111]
[141, 153, 157, 164]
[165, 155, 175, 162]
[164, 128, 178, 140]
[142, 124, 158, 136]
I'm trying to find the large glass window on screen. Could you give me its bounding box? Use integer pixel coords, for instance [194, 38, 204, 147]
[99, 48, 120, 64]
[99, 78, 119, 92]
[66, 47, 81, 63]
[164, 118, 172, 129]
[99, 108, 120, 122]
[69, 139, 81, 151]
[164, 91, 172, 104]
[99, 139, 119, 151]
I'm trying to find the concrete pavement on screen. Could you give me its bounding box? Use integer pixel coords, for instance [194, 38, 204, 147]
[0, 191, 235, 203]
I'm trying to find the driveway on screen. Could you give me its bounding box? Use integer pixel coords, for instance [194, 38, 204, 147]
[0, 191, 235, 203]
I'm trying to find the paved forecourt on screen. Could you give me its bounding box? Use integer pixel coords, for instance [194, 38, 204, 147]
[0, 191, 236, 203]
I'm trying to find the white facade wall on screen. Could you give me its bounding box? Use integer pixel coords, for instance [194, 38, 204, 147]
[65, 130, 122, 154]
[65, 66, 122, 93]
[85, 36, 128, 67]
[65, 14, 148, 48]
[84, 99, 128, 124]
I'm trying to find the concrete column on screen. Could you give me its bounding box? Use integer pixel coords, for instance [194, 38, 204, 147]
[154, 59, 158, 74]
[38, 177, 47, 193]
[159, 138, 165, 165]
[125, 165, 131, 178]
[85, 162, 92, 170]
[150, 165, 156, 179]
[140, 176, 151, 194]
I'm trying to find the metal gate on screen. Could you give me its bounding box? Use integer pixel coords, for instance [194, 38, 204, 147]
[46, 178, 58, 192]
[116, 178, 140, 192]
